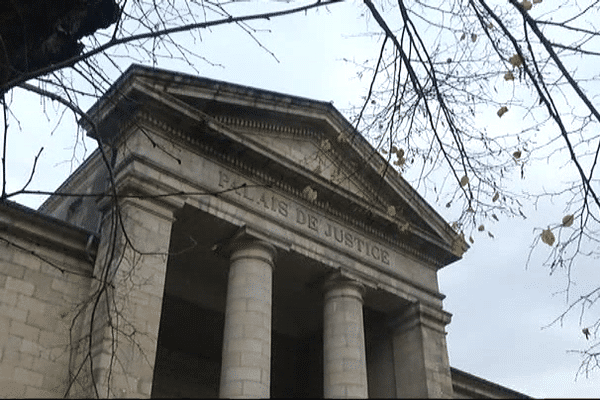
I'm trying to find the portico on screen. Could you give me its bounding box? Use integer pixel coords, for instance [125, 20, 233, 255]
[149, 199, 452, 398]
[40, 65, 466, 398]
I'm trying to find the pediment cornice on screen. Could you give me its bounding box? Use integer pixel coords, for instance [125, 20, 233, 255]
[214, 114, 320, 139]
[84, 65, 466, 269]
[134, 110, 456, 269]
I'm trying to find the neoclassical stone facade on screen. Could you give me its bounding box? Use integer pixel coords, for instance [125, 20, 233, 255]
[0, 65, 529, 398]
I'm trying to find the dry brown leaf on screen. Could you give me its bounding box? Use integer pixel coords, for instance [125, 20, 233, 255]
[562, 214, 574, 227]
[387, 206, 396, 217]
[398, 221, 410, 232]
[460, 175, 469, 187]
[497, 106, 509, 117]
[302, 186, 318, 202]
[509, 54, 523, 67]
[541, 229, 555, 246]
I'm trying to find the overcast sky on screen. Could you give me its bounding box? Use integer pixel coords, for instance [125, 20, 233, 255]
[4, 1, 600, 397]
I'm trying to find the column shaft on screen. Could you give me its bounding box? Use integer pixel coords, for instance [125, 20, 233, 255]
[219, 240, 276, 398]
[323, 277, 368, 398]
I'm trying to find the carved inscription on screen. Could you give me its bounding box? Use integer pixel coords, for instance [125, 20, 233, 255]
[218, 170, 390, 266]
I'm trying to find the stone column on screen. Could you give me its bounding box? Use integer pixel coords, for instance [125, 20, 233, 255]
[390, 303, 453, 398]
[323, 275, 368, 398]
[219, 239, 276, 398]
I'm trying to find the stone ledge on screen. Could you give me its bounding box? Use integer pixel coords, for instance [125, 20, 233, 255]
[0, 201, 98, 271]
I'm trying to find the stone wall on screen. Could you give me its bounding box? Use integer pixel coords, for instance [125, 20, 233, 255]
[0, 202, 94, 397]
[451, 368, 532, 399]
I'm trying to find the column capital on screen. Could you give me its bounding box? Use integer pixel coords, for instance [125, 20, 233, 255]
[323, 272, 366, 303]
[388, 302, 452, 334]
[215, 226, 277, 268]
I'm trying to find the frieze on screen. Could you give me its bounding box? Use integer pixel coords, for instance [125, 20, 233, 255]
[217, 169, 391, 266]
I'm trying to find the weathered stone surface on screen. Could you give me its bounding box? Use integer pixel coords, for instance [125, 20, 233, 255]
[323, 275, 368, 399]
[0, 66, 529, 399]
[220, 239, 276, 398]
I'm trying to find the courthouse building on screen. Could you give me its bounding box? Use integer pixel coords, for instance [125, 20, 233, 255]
[0, 65, 529, 398]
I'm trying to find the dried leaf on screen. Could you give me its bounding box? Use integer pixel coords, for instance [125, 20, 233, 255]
[460, 32, 466, 41]
[398, 221, 410, 232]
[492, 192, 500, 202]
[504, 71, 514, 81]
[492, 214, 499, 221]
[471, 33, 477, 42]
[509, 54, 523, 67]
[562, 214, 574, 227]
[487, 22, 494, 30]
[469, 236, 474, 244]
[302, 186, 318, 202]
[541, 229, 555, 246]
[478, 224, 485, 231]
[513, 150, 522, 159]
[460, 175, 469, 187]
[521, 0, 532, 10]
[497, 106, 509, 117]
[337, 132, 348, 143]
[387, 206, 397, 217]
[451, 232, 468, 257]
[533, 0, 542, 3]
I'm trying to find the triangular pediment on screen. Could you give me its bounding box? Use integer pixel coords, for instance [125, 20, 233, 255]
[85, 64, 467, 268]
[203, 116, 381, 206]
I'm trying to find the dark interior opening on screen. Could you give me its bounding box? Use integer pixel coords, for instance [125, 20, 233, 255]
[151, 205, 328, 398]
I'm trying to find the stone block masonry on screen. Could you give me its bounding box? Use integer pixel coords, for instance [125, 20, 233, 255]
[219, 239, 277, 398]
[0, 211, 94, 398]
[323, 275, 369, 399]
